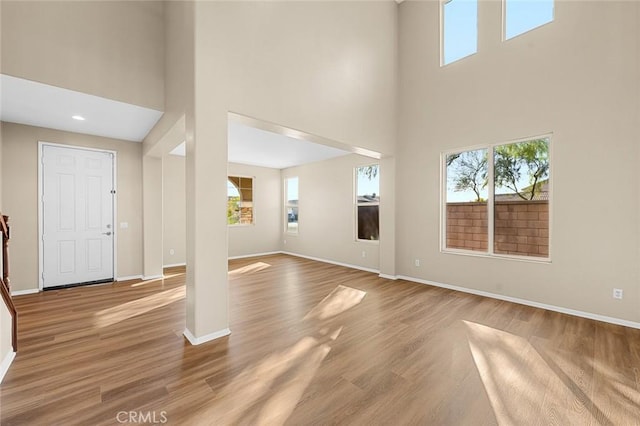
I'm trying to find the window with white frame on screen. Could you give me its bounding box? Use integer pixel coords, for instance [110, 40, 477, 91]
[227, 176, 254, 225]
[285, 177, 299, 233]
[356, 165, 379, 241]
[504, 0, 554, 40]
[442, 0, 478, 66]
[444, 136, 550, 259]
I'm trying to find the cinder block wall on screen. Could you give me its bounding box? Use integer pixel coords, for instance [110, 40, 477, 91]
[446, 201, 549, 257]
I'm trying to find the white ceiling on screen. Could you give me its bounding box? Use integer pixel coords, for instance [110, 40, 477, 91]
[170, 120, 351, 169]
[227, 120, 350, 169]
[0, 74, 163, 142]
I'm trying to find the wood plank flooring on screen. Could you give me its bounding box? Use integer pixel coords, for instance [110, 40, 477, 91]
[1, 254, 639, 425]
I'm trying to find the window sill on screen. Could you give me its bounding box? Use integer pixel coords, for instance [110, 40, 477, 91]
[356, 239, 379, 245]
[441, 248, 551, 264]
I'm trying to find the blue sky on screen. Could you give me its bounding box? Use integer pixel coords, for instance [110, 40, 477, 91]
[505, 0, 554, 40]
[444, 0, 554, 64]
[286, 177, 298, 202]
[443, 0, 478, 64]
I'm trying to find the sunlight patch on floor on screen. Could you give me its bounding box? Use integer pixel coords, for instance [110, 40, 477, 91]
[93, 287, 184, 328]
[229, 262, 271, 276]
[464, 321, 608, 425]
[191, 335, 332, 425]
[304, 285, 366, 321]
[192, 285, 363, 424]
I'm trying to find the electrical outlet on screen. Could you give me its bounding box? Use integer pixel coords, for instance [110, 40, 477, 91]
[362, 251, 366, 258]
[169, 248, 175, 256]
[283, 240, 287, 245]
[613, 288, 623, 299]
[415, 259, 420, 267]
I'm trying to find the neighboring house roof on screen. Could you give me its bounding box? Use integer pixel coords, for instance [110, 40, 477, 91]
[495, 180, 549, 202]
[357, 195, 380, 203]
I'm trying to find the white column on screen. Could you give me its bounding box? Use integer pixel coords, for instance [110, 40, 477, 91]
[183, 105, 230, 344]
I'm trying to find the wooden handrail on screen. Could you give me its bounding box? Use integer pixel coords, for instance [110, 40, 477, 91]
[1, 214, 9, 289]
[0, 214, 17, 352]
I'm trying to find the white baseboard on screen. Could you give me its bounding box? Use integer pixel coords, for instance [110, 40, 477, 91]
[183, 327, 231, 345]
[117, 275, 142, 282]
[142, 275, 163, 281]
[228, 251, 281, 260]
[11, 289, 39, 296]
[281, 251, 380, 274]
[397, 274, 640, 330]
[163, 263, 186, 268]
[378, 274, 398, 280]
[0, 350, 16, 383]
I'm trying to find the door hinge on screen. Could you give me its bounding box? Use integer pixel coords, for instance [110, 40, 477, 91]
[110, 189, 116, 194]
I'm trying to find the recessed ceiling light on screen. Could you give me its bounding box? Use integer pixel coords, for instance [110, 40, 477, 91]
[72, 115, 85, 121]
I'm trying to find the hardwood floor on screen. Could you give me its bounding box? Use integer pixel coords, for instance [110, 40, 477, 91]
[1, 254, 639, 425]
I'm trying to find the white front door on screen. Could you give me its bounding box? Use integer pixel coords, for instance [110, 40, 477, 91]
[42, 145, 114, 288]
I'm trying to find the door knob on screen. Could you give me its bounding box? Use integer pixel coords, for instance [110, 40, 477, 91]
[103, 231, 112, 236]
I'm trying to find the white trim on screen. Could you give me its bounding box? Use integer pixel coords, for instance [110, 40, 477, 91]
[11, 289, 39, 296]
[378, 274, 397, 280]
[38, 142, 118, 290]
[0, 350, 16, 383]
[281, 251, 379, 274]
[163, 263, 186, 268]
[142, 275, 163, 281]
[183, 327, 231, 345]
[397, 274, 640, 330]
[116, 275, 142, 282]
[442, 248, 551, 265]
[228, 252, 280, 260]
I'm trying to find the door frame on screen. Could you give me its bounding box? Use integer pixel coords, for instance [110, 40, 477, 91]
[38, 141, 118, 290]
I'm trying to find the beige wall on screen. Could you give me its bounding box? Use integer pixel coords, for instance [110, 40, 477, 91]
[193, 1, 397, 157]
[398, 1, 640, 322]
[0, 0, 164, 110]
[163, 154, 186, 266]
[228, 162, 281, 258]
[1, 122, 143, 291]
[282, 154, 381, 271]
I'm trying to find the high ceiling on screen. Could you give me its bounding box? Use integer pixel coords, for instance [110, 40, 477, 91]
[1, 74, 358, 169]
